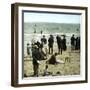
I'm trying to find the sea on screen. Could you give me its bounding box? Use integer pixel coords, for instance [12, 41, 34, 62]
[24, 22, 80, 55]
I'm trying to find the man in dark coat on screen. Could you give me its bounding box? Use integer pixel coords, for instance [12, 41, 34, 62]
[48, 35, 54, 54]
[75, 37, 80, 50]
[32, 45, 40, 76]
[41, 35, 47, 45]
[71, 34, 75, 50]
[78, 37, 80, 50]
[62, 36, 67, 51]
[56, 35, 62, 54]
[41, 35, 47, 52]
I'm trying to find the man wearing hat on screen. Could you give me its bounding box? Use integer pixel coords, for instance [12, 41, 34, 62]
[32, 44, 40, 76]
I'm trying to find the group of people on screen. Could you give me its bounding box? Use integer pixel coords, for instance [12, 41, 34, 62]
[27, 34, 67, 56]
[41, 34, 67, 55]
[26, 34, 80, 77]
[71, 34, 80, 50]
[56, 35, 67, 54]
[31, 44, 60, 76]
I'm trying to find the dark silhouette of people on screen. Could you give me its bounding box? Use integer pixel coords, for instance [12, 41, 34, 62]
[78, 37, 80, 50]
[56, 35, 62, 54]
[41, 35, 47, 45]
[27, 43, 30, 55]
[32, 45, 40, 76]
[62, 36, 67, 51]
[35, 41, 41, 48]
[35, 41, 43, 50]
[32, 42, 47, 76]
[47, 53, 58, 65]
[75, 37, 80, 50]
[71, 34, 75, 50]
[41, 35, 47, 54]
[48, 35, 54, 54]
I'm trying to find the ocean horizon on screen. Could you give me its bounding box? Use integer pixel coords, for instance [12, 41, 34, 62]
[24, 22, 80, 34]
[24, 22, 80, 55]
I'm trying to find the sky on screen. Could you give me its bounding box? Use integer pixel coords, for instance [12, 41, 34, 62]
[24, 12, 81, 24]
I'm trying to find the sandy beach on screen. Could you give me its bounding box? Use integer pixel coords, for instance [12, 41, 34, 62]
[23, 22, 80, 77]
[24, 46, 80, 77]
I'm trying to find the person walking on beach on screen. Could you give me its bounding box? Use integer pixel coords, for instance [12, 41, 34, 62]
[48, 35, 54, 54]
[71, 34, 75, 50]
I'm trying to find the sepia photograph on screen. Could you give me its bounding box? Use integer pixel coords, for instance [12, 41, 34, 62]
[23, 12, 81, 77]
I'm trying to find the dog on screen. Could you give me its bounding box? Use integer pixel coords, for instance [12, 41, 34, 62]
[65, 56, 71, 63]
[64, 51, 72, 63]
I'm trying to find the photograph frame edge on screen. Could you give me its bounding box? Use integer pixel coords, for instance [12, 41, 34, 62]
[11, 3, 88, 87]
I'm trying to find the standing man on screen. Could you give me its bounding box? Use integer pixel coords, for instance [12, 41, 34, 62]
[32, 45, 40, 77]
[56, 35, 62, 54]
[41, 35, 47, 55]
[71, 34, 75, 50]
[62, 36, 67, 51]
[48, 35, 54, 54]
[41, 35, 47, 45]
[75, 37, 80, 50]
[78, 37, 80, 50]
[27, 43, 30, 55]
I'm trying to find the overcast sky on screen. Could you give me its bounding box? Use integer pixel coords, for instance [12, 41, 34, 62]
[24, 12, 81, 24]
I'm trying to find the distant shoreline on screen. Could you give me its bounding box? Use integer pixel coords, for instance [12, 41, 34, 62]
[24, 22, 80, 34]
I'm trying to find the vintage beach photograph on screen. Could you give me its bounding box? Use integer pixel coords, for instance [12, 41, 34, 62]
[23, 11, 80, 77]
